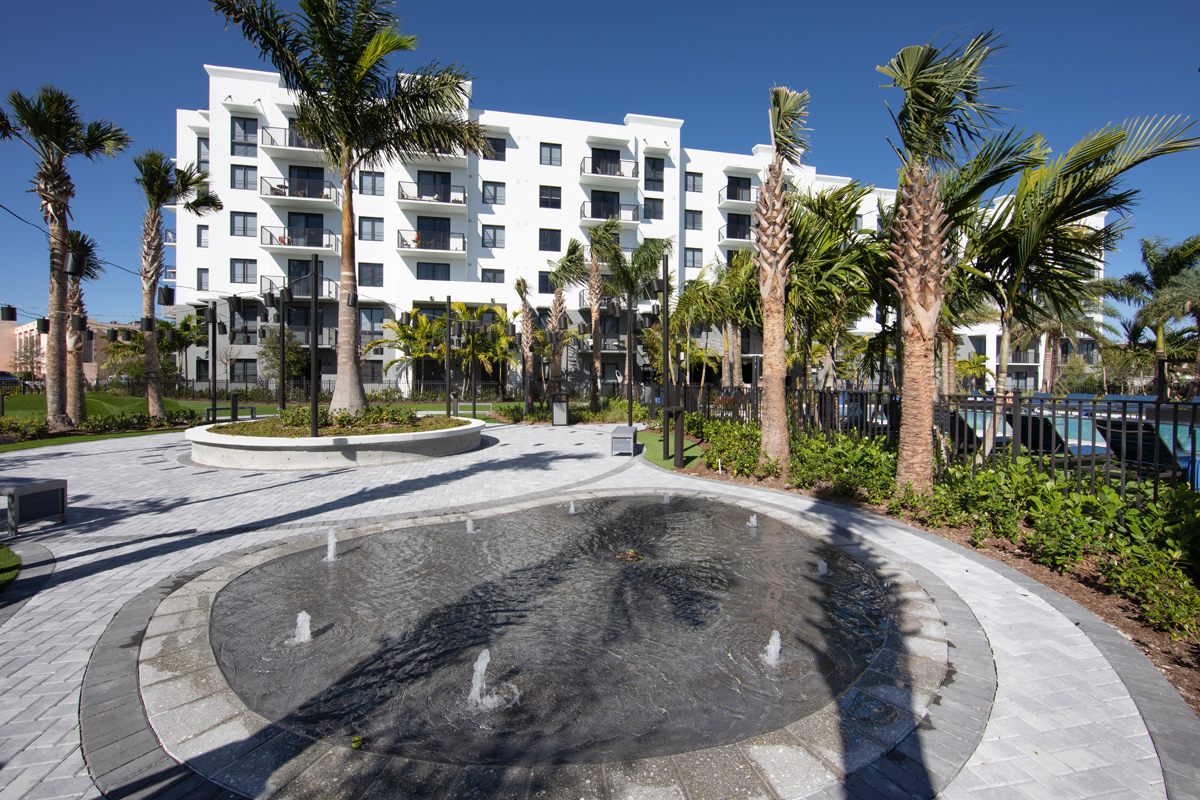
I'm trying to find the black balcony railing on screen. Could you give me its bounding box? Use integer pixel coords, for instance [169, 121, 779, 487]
[580, 202, 640, 222]
[260, 226, 339, 251]
[260, 126, 317, 149]
[163, 229, 177, 244]
[260, 176, 340, 203]
[397, 230, 466, 251]
[397, 182, 467, 205]
[718, 185, 754, 203]
[580, 157, 638, 178]
[719, 223, 753, 241]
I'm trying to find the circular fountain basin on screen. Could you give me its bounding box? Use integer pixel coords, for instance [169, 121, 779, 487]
[185, 416, 484, 470]
[209, 495, 895, 765]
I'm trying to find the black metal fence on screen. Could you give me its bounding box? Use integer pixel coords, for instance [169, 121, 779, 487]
[646, 385, 1199, 496]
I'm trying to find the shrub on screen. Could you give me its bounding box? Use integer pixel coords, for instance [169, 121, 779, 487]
[0, 416, 50, 441]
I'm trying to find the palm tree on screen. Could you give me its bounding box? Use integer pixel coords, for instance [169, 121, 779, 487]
[213, 0, 490, 414]
[877, 32, 1011, 492]
[547, 239, 587, 394]
[584, 218, 623, 410]
[967, 120, 1198, 399]
[0, 87, 130, 430]
[598, 236, 673, 399]
[1109, 235, 1200, 363]
[513, 277, 535, 411]
[133, 150, 222, 418]
[711, 250, 759, 388]
[1137, 265, 1200, 393]
[64, 231, 103, 423]
[755, 86, 809, 466]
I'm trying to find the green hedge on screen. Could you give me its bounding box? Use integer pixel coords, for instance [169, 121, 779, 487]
[496, 398, 647, 425]
[0, 409, 201, 441]
[278, 406, 419, 429]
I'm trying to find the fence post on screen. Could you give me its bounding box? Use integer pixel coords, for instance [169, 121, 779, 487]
[1011, 389, 1022, 467]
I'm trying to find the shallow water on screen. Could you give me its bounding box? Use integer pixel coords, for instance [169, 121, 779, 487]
[210, 496, 893, 765]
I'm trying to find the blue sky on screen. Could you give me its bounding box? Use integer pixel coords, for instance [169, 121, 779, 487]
[2, 0, 1197, 328]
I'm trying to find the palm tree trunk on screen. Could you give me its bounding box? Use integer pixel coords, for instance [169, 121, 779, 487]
[330, 169, 367, 413]
[889, 163, 950, 493]
[940, 332, 955, 398]
[141, 207, 168, 419]
[66, 279, 87, 423]
[589, 255, 602, 411]
[43, 189, 71, 431]
[730, 322, 742, 386]
[721, 322, 732, 388]
[755, 155, 792, 465]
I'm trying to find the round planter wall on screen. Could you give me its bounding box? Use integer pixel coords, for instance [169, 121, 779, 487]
[185, 418, 485, 470]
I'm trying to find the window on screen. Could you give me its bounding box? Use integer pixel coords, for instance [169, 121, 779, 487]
[539, 229, 561, 252]
[970, 336, 986, 356]
[197, 138, 210, 174]
[684, 210, 702, 230]
[484, 137, 506, 161]
[684, 248, 703, 269]
[417, 262, 450, 281]
[481, 268, 505, 283]
[643, 198, 664, 220]
[602, 363, 618, 383]
[232, 306, 258, 345]
[196, 359, 209, 382]
[853, 215, 865, 231]
[482, 225, 504, 249]
[540, 142, 562, 166]
[231, 164, 257, 190]
[359, 361, 383, 383]
[727, 213, 752, 239]
[360, 307, 384, 337]
[231, 117, 257, 157]
[359, 262, 383, 287]
[685, 172, 702, 192]
[727, 175, 751, 202]
[231, 359, 257, 383]
[539, 185, 561, 209]
[358, 217, 384, 241]
[197, 225, 209, 248]
[359, 171, 385, 196]
[645, 157, 664, 192]
[482, 181, 506, 205]
[230, 212, 256, 237]
[197, 268, 209, 292]
[230, 259, 256, 284]
[538, 271, 553, 294]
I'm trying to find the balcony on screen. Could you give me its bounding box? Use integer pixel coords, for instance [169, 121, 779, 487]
[164, 229, 177, 245]
[718, 224, 754, 245]
[260, 127, 325, 163]
[583, 245, 634, 266]
[163, 269, 177, 283]
[396, 181, 467, 213]
[1009, 348, 1040, 365]
[580, 202, 640, 227]
[397, 229, 466, 258]
[579, 157, 639, 188]
[361, 331, 389, 355]
[283, 326, 338, 347]
[718, 185, 755, 207]
[577, 336, 625, 353]
[260, 226, 340, 254]
[260, 177, 341, 208]
[258, 274, 339, 301]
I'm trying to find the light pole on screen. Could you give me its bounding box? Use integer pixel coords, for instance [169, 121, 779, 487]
[444, 295, 452, 417]
[206, 301, 217, 423]
[309, 253, 319, 438]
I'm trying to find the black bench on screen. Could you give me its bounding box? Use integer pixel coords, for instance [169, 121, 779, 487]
[0, 479, 67, 536]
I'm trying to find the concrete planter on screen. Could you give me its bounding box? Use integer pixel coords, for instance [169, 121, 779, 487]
[185, 417, 484, 469]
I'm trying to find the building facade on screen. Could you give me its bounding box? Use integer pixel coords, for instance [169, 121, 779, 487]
[170, 65, 1097, 394]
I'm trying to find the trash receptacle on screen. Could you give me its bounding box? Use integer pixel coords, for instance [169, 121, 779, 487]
[551, 392, 570, 426]
[450, 391, 459, 417]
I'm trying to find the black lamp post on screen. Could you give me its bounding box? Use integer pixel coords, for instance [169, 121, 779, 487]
[309, 253, 319, 438]
[444, 295, 452, 417]
[206, 302, 217, 423]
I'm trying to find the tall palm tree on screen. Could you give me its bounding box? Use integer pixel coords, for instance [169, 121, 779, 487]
[547, 239, 587, 394]
[213, 0, 490, 414]
[598, 236, 672, 397]
[967, 120, 1198, 398]
[584, 218, 623, 410]
[1108, 235, 1200, 362]
[513, 277, 535, 411]
[0, 87, 130, 430]
[877, 32, 1010, 492]
[712, 249, 759, 388]
[755, 86, 809, 466]
[133, 150, 222, 418]
[1136, 265, 1200, 392]
[64, 231, 103, 423]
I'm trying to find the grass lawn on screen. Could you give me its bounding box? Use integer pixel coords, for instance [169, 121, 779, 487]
[1, 393, 244, 418]
[637, 430, 704, 470]
[0, 543, 18, 596]
[0, 427, 189, 453]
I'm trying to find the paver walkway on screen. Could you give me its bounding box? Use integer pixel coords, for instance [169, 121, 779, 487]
[0, 425, 1196, 800]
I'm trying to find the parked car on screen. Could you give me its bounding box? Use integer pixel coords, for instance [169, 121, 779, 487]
[0, 371, 21, 389]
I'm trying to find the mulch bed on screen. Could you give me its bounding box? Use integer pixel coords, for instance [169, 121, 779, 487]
[675, 453, 1200, 720]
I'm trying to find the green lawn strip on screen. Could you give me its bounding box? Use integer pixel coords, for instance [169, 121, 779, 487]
[637, 430, 704, 470]
[0, 543, 18, 596]
[0, 427, 188, 453]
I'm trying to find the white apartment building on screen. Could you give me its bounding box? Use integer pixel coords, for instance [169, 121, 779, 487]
[170, 65, 1095, 393]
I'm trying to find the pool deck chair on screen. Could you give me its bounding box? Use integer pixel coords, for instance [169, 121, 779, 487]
[1093, 418, 1187, 480]
[1006, 412, 1107, 464]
